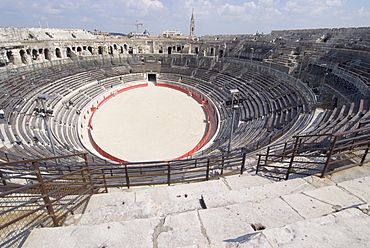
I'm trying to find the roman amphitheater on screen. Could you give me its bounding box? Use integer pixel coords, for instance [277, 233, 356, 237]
[0, 26, 370, 247]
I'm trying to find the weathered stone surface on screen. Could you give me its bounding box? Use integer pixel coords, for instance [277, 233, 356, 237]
[157, 210, 208, 248]
[302, 175, 336, 188]
[23, 217, 160, 248]
[204, 178, 315, 208]
[199, 197, 303, 244]
[281, 193, 334, 219]
[135, 179, 229, 203]
[303, 185, 364, 208]
[328, 163, 370, 183]
[262, 208, 370, 248]
[338, 176, 370, 202]
[222, 174, 272, 191]
[79, 197, 202, 226]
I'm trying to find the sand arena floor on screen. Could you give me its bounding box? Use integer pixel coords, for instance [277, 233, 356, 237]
[90, 82, 207, 162]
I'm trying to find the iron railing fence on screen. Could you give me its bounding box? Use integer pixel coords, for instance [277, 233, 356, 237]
[256, 125, 370, 180]
[0, 153, 99, 248]
[0, 151, 247, 247]
[90, 152, 246, 188]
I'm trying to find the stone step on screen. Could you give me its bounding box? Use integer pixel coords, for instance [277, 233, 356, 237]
[207, 208, 370, 248]
[23, 165, 370, 247]
[77, 173, 272, 226]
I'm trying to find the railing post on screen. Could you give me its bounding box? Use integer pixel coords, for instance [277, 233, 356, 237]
[83, 154, 94, 194]
[285, 137, 300, 180]
[321, 135, 338, 177]
[282, 142, 287, 161]
[256, 154, 262, 174]
[206, 157, 210, 180]
[32, 161, 59, 227]
[240, 152, 246, 175]
[124, 164, 130, 189]
[220, 156, 225, 175]
[100, 169, 108, 193]
[264, 146, 270, 166]
[360, 140, 370, 166]
[167, 162, 171, 186]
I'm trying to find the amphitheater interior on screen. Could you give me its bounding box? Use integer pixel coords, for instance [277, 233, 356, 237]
[1, 27, 370, 247]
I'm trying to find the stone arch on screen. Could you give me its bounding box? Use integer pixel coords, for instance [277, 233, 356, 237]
[219, 49, 224, 58]
[123, 44, 128, 51]
[128, 47, 133, 54]
[168, 47, 172, 54]
[113, 44, 117, 50]
[159, 46, 163, 53]
[119, 46, 124, 53]
[66, 47, 72, 58]
[6, 51, 14, 64]
[19, 50, 27, 64]
[88, 46, 93, 55]
[32, 49, 38, 60]
[210, 47, 214, 56]
[195, 47, 199, 54]
[55, 48, 62, 58]
[76, 47, 82, 54]
[98, 46, 103, 55]
[108, 46, 113, 55]
[44, 48, 51, 60]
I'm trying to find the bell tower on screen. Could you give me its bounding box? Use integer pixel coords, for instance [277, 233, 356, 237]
[190, 9, 195, 38]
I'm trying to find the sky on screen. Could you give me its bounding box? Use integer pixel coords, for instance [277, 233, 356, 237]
[0, 0, 369, 36]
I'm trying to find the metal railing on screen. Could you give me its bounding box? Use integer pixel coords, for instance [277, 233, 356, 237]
[256, 125, 370, 180]
[0, 151, 247, 247]
[0, 153, 101, 248]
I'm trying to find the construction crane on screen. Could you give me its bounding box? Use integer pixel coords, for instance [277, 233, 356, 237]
[121, 20, 143, 33]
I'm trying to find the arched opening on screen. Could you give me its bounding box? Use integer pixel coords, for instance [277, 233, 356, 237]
[98, 46, 103, 55]
[19, 50, 27, 64]
[168, 47, 172, 54]
[77, 47, 82, 54]
[6, 51, 14, 64]
[120, 46, 124, 53]
[210, 47, 214, 56]
[128, 47, 133, 54]
[88, 46, 93, 55]
[55, 48, 62, 58]
[108, 46, 113, 55]
[66, 47, 72, 58]
[159, 46, 163, 53]
[195, 47, 199, 54]
[123, 44, 128, 51]
[113, 44, 117, 50]
[32, 49, 38, 60]
[44, 48, 51, 60]
[219, 49, 224, 58]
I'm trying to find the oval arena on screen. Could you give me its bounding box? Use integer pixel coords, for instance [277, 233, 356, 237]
[1, 27, 370, 247]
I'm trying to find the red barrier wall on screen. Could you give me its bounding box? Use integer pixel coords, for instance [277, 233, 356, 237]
[88, 82, 218, 163]
[88, 83, 148, 163]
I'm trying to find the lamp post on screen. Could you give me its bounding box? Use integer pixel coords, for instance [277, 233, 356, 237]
[227, 89, 240, 153]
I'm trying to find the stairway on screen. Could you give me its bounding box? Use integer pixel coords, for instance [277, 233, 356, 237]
[22, 164, 370, 248]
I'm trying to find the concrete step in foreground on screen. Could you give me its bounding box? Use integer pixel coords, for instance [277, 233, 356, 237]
[23, 165, 370, 248]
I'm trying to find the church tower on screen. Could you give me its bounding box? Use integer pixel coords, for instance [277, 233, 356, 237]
[190, 9, 195, 38]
